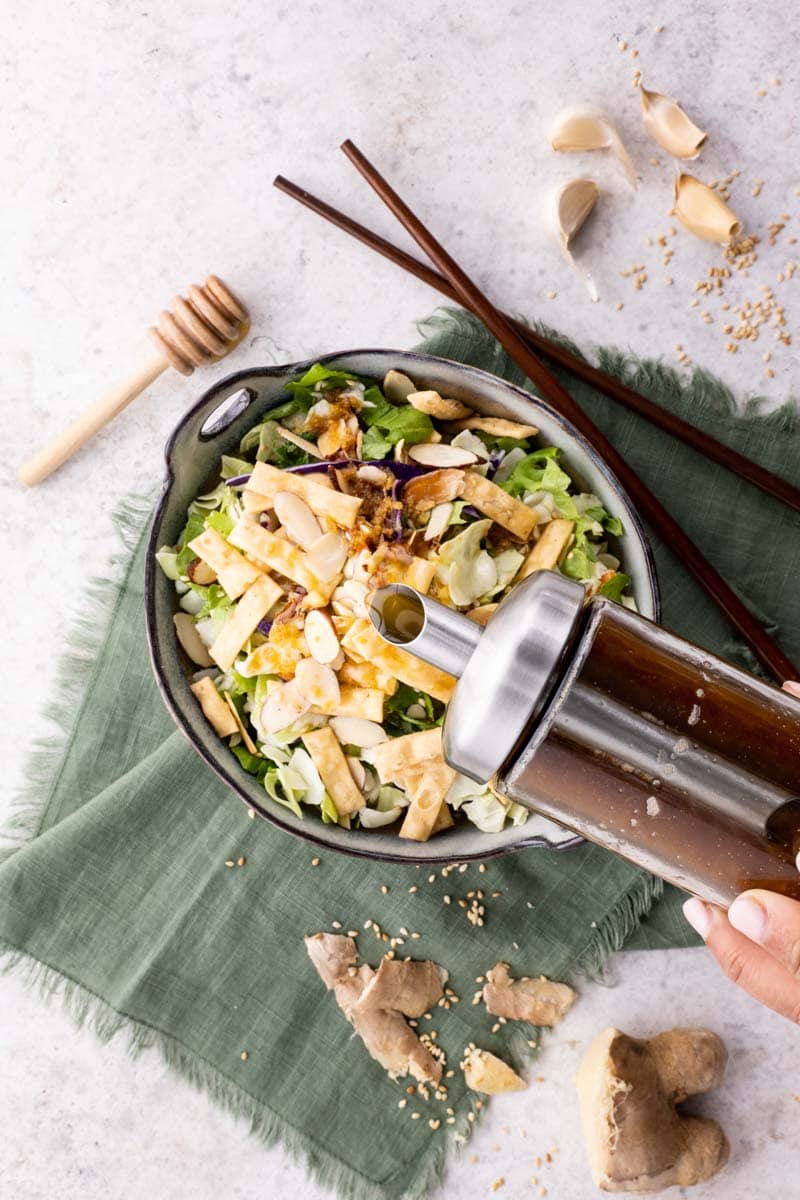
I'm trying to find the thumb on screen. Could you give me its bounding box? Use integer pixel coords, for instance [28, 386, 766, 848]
[727, 888, 800, 978]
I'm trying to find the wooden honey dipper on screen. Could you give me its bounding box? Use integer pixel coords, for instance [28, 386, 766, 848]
[18, 275, 249, 487]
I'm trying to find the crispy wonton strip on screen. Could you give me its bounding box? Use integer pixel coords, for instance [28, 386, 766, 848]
[313, 684, 385, 722]
[190, 676, 239, 737]
[399, 762, 456, 842]
[244, 461, 362, 528]
[448, 416, 539, 438]
[302, 726, 365, 815]
[188, 527, 262, 599]
[403, 557, 437, 593]
[518, 519, 575, 578]
[341, 620, 455, 703]
[430, 800, 455, 835]
[223, 693, 259, 755]
[337, 659, 398, 695]
[459, 471, 537, 540]
[229, 519, 335, 603]
[209, 574, 283, 671]
[371, 727, 444, 782]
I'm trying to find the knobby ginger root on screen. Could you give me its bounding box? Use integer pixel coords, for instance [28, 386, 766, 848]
[577, 1026, 729, 1193]
[483, 962, 576, 1025]
[305, 932, 446, 1084]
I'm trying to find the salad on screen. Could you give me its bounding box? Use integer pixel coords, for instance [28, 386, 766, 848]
[156, 363, 633, 841]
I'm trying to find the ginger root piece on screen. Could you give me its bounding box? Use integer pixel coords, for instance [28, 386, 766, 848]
[483, 962, 576, 1026]
[305, 933, 445, 1084]
[462, 1047, 526, 1094]
[577, 1027, 729, 1193]
[356, 956, 448, 1017]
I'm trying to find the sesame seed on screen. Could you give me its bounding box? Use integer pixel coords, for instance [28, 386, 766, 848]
[398, 1098, 407, 1108]
[443, 895, 451, 905]
[618, 39, 627, 51]
[428, 874, 436, 883]
[311, 856, 320, 867]
[240, 1050, 249, 1061]
[224, 860, 235, 867]
[429, 1118, 441, 1130]
[380, 884, 389, 895]
[408, 885, 417, 893]
[410, 1111, 421, 1120]
[247, 808, 256, 819]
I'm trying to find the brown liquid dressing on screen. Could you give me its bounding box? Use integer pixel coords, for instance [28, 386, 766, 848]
[501, 601, 800, 907]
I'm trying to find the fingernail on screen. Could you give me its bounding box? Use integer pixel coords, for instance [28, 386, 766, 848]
[796, 850, 800, 873]
[683, 897, 712, 938]
[728, 896, 768, 943]
[783, 681, 800, 698]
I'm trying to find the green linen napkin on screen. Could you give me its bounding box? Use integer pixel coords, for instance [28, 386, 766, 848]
[2, 310, 799, 1200]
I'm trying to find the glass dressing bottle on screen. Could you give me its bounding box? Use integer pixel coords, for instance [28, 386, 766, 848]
[371, 574, 800, 907]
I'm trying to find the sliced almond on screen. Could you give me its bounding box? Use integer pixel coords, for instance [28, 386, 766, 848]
[276, 426, 323, 459]
[346, 756, 367, 790]
[295, 658, 341, 708]
[174, 613, 214, 666]
[383, 369, 416, 403]
[260, 680, 311, 735]
[307, 531, 349, 581]
[407, 443, 478, 468]
[356, 464, 389, 486]
[304, 609, 341, 664]
[274, 491, 324, 549]
[403, 468, 465, 513]
[329, 716, 388, 748]
[424, 502, 454, 541]
[407, 390, 473, 420]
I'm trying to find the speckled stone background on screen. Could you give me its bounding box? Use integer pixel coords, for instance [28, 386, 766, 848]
[2, 2, 798, 1198]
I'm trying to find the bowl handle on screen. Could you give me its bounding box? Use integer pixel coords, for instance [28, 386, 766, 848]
[199, 387, 257, 440]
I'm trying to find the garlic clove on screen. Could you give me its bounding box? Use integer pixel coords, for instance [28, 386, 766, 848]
[544, 179, 600, 302]
[548, 105, 637, 189]
[640, 86, 707, 159]
[673, 173, 742, 243]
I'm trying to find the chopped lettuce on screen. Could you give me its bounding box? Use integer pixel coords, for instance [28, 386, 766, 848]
[220, 454, 254, 480]
[599, 571, 631, 600]
[155, 547, 180, 580]
[384, 684, 443, 736]
[362, 400, 434, 449]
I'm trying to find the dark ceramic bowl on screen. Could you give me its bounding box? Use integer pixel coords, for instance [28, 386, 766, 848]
[145, 350, 660, 862]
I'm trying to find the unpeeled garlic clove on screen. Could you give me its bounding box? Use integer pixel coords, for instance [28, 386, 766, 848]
[544, 179, 600, 302]
[548, 105, 637, 189]
[673, 173, 742, 243]
[640, 86, 707, 159]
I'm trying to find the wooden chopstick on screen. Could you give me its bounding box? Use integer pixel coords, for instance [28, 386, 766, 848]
[336, 139, 798, 684]
[273, 174, 800, 516]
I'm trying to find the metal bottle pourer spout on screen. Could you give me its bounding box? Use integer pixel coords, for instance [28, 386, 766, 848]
[369, 573, 587, 784]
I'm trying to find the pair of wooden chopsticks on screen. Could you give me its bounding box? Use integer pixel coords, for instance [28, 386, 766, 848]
[274, 145, 798, 683]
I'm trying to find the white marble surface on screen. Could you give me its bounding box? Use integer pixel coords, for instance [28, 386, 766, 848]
[1, 2, 798, 1198]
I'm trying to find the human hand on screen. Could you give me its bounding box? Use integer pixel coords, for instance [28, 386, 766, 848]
[681, 680, 800, 1023]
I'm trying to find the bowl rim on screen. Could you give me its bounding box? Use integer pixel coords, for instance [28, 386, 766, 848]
[144, 348, 660, 862]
